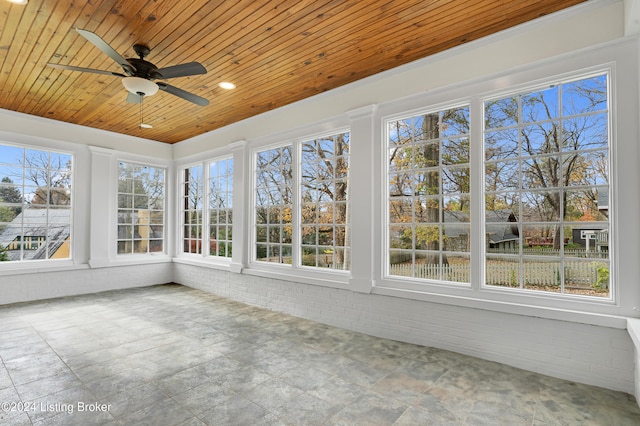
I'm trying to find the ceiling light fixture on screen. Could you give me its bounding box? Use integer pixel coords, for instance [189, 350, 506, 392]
[218, 81, 236, 90]
[7, 0, 28, 4]
[122, 76, 159, 97]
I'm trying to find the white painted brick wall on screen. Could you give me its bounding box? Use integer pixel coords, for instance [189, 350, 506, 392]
[0, 263, 173, 305]
[174, 263, 636, 394]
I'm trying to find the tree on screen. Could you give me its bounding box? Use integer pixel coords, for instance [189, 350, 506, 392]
[0, 177, 22, 230]
[0, 177, 22, 204]
[0, 244, 8, 261]
[2, 150, 72, 207]
[388, 107, 470, 266]
[485, 75, 607, 250]
[256, 146, 293, 262]
[300, 133, 350, 268]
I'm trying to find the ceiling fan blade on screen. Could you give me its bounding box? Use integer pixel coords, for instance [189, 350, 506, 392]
[76, 28, 135, 75]
[47, 63, 125, 77]
[155, 62, 207, 79]
[157, 82, 209, 106]
[126, 92, 143, 104]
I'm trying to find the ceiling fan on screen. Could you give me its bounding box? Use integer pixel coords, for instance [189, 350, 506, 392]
[48, 28, 209, 106]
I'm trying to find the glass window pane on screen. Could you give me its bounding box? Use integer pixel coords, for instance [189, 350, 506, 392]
[442, 138, 469, 165]
[562, 75, 607, 116]
[118, 162, 165, 256]
[486, 160, 519, 191]
[485, 129, 519, 161]
[522, 122, 561, 156]
[486, 256, 520, 288]
[522, 157, 561, 189]
[521, 191, 561, 221]
[521, 257, 561, 292]
[522, 86, 558, 123]
[485, 97, 518, 129]
[563, 113, 608, 151]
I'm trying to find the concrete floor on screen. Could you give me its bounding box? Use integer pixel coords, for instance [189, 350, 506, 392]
[1, 284, 639, 425]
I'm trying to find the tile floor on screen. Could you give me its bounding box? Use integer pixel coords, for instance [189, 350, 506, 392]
[1, 284, 639, 425]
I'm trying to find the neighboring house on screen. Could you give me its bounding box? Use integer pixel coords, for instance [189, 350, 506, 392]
[572, 228, 609, 253]
[485, 210, 520, 250]
[0, 208, 70, 261]
[571, 189, 609, 253]
[442, 209, 519, 252]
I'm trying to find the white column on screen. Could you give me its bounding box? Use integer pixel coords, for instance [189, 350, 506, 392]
[88, 146, 115, 267]
[230, 140, 248, 273]
[347, 105, 377, 293]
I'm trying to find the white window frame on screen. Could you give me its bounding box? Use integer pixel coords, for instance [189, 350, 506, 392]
[384, 103, 472, 285]
[0, 142, 74, 264]
[179, 162, 205, 256]
[207, 156, 234, 259]
[481, 70, 612, 299]
[252, 142, 294, 266]
[177, 156, 234, 263]
[116, 160, 167, 257]
[300, 131, 351, 271]
[248, 127, 352, 282]
[374, 42, 633, 319]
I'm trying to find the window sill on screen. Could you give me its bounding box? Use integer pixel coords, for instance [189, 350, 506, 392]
[0, 261, 89, 276]
[172, 256, 232, 271]
[373, 283, 628, 329]
[243, 262, 351, 289]
[89, 255, 172, 268]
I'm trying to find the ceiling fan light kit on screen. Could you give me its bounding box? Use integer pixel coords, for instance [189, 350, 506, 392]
[122, 76, 159, 97]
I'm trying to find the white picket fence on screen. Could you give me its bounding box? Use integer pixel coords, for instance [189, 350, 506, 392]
[487, 248, 608, 259]
[389, 261, 605, 287]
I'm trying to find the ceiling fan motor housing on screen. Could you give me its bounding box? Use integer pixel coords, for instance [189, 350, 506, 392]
[127, 45, 163, 80]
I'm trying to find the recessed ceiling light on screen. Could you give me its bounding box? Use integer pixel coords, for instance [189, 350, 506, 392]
[218, 82, 236, 90]
[7, 0, 28, 4]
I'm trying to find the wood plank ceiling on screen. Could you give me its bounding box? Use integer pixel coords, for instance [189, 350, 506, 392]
[0, 0, 586, 144]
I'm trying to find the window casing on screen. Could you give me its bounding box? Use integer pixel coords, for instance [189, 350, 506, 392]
[253, 130, 351, 271]
[0, 144, 72, 262]
[117, 162, 166, 255]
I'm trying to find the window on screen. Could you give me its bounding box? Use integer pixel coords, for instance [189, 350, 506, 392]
[301, 132, 350, 270]
[181, 165, 204, 255]
[0, 144, 72, 262]
[484, 73, 610, 297]
[117, 162, 165, 255]
[255, 146, 293, 264]
[208, 158, 233, 258]
[254, 130, 351, 270]
[179, 158, 234, 258]
[387, 107, 471, 283]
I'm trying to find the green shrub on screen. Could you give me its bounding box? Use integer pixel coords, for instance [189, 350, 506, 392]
[593, 265, 609, 292]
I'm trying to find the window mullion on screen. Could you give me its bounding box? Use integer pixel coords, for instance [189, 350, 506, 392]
[470, 96, 484, 291]
[202, 161, 210, 257]
[292, 141, 301, 268]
